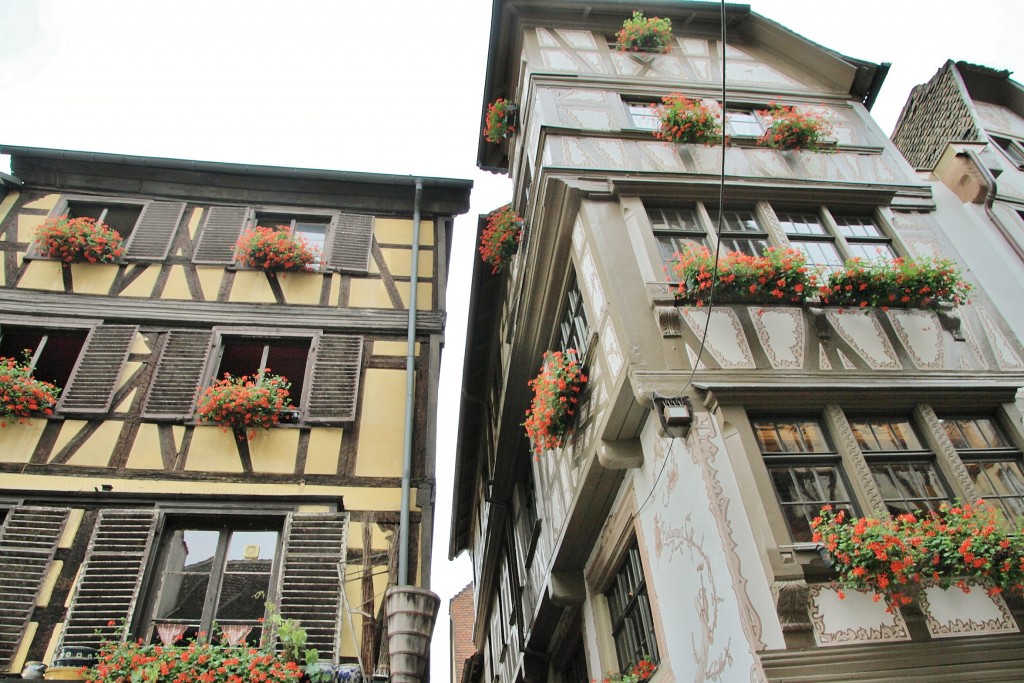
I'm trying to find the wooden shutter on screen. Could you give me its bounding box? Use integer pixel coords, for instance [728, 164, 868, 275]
[142, 330, 214, 419]
[276, 512, 349, 662]
[58, 325, 138, 414]
[123, 201, 186, 261]
[60, 509, 159, 650]
[192, 206, 248, 264]
[0, 507, 69, 668]
[305, 334, 363, 423]
[326, 213, 374, 273]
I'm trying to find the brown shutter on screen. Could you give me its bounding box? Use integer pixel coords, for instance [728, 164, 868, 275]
[305, 334, 363, 423]
[60, 509, 159, 649]
[58, 325, 138, 414]
[276, 512, 349, 662]
[0, 507, 69, 668]
[124, 201, 186, 261]
[192, 206, 248, 264]
[326, 213, 374, 273]
[142, 330, 214, 419]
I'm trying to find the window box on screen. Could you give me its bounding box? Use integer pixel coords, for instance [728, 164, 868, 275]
[653, 94, 722, 145]
[819, 257, 972, 310]
[33, 215, 125, 264]
[615, 11, 673, 54]
[524, 350, 588, 456]
[479, 205, 523, 274]
[667, 245, 813, 307]
[757, 103, 834, 152]
[235, 225, 320, 272]
[484, 99, 517, 144]
[196, 372, 294, 440]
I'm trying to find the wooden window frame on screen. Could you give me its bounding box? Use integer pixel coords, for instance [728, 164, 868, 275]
[248, 207, 336, 272]
[558, 273, 591, 363]
[991, 135, 1024, 170]
[939, 415, 1024, 521]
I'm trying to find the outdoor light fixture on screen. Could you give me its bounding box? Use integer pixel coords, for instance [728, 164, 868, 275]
[654, 395, 693, 438]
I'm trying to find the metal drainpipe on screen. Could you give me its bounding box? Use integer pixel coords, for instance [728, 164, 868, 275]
[398, 179, 423, 587]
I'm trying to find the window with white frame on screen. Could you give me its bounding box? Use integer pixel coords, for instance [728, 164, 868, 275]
[754, 418, 854, 543]
[941, 416, 1024, 521]
[605, 541, 659, 673]
[254, 212, 330, 266]
[648, 207, 706, 262]
[724, 109, 764, 138]
[991, 135, 1024, 170]
[707, 208, 770, 257]
[833, 214, 897, 261]
[776, 211, 845, 269]
[626, 101, 660, 131]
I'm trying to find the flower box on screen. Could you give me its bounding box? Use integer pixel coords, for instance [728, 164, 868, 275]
[484, 99, 517, 144]
[616, 11, 673, 53]
[0, 355, 60, 426]
[812, 500, 1024, 611]
[667, 245, 814, 306]
[235, 226, 319, 272]
[524, 350, 587, 456]
[757, 102, 833, 152]
[196, 372, 293, 440]
[654, 95, 722, 145]
[819, 257, 971, 310]
[479, 205, 523, 274]
[34, 215, 125, 263]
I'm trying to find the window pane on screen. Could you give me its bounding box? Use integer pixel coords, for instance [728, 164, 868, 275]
[216, 530, 277, 622]
[294, 221, 327, 257]
[628, 103, 659, 130]
[870, 462, 948, 515]
[264, 340, 312, 406]
[68, 202, 142, 237]
[754, 420, 830, 453]
[846, 242, 897, 261]
[851, 419, 921, 451]
[155, 529, 219, 622]
[778, 212, 826, 236]
[768, 466, 850, 542]
[725, 111, 762, 137]
[790, 240, 843, 267]
[942, 417, 1009, 449]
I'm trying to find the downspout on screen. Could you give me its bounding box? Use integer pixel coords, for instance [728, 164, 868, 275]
[398, 179, 423, 587]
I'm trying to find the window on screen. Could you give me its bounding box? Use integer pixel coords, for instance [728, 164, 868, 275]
[754, 418, 853, 542]
[626, 101, 659, 131]
[0, 326, 87, 387]
[215, 337, 312, 408]
[942, 417, 1024, 521]
[708, 208, 770, 257]
[148, 522, 280, 646]
[66, 200, 144, 240]
[850, 418, 950, 515]
[559, 275, 591, 363]
[833, 214, 897, 261]
[724, 110, 764, 138]
[254, 213, 330, 267]
[991, 135, 1024, 170]
[648, 207, 705, 262]
[605, 541, 659, 672]
[776, 211, 844, 269]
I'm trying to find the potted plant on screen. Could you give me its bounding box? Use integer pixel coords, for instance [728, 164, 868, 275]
[34, 215, 125, 263]
[654, 94, 722, 145]
[812, 500, 1024, 611]
[615, 11, 673, 53]
[667, 245, 814, 306]
[484, 98, 516, 144]
[235, 226, 319, 272]
[818, 256, 972, 310]
[196, 371, 293, 440]
[0, 354, 61, 426]
[479, 205, 524, 274]
[756, 102, 833, 152]
[603, 660, 657, 683]
[523, 350, 588, 456]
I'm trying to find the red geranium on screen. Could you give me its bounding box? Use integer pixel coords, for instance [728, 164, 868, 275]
[479, 205, 523, 274]
[235, 227, 319, 272]
[35, 215, 124, 263]
[196, 372, 292, 440]
[524, 350, 587, 456]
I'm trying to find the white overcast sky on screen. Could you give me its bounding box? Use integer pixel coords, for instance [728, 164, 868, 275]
[1, 1, 1021, 680]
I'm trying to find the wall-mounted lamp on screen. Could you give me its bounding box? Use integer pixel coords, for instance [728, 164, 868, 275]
[654, 395, 693, 438]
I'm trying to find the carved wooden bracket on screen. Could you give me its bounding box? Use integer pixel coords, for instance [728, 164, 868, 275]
[937, 306, 965, 341]
[806, 306, 832, 340]
[772, 579, 812, 633]
[654, 305, 683, 337]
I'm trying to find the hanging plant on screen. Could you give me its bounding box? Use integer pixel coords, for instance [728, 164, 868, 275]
[654, 94, 722, 145]
[235, 226, 319, 272]
[196, 372, 293, 440]
[667, 245, 814, 306]
[34, 215, 125, 263]
[0, 354, 61, 426]
[479, 205, 524, 274]
[756, 102, 833, 151]
[484, 98, 516, 144]
[616, 11, 673, 53]
[818, 256, 972, 310]
[523, 350, 588, 456]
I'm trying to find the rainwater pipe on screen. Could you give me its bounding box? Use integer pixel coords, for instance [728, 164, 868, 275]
[398, 179, 423, 587]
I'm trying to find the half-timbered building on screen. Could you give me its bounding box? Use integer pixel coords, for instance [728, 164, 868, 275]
[0, 145, 471, 675]
[453, 2, 1024, 681]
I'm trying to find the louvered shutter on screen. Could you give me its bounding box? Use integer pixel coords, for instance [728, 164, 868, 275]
[276, 512, 349, 662]
[0, 507, 69, 668]
[305, 334, 363, 423]
[123, 201, 186, 261]
[192, 206, 248, 264]
[142, 330, 214, 419]
[58, 325, 138, 414]
[60, 509, 159, 649]
[326, 213, 374, 273]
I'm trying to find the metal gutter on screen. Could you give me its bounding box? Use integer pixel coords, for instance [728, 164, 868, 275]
[398, 179, 424, 586]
